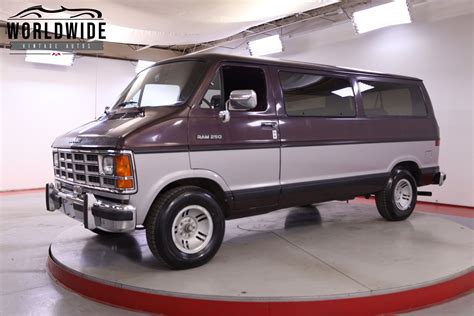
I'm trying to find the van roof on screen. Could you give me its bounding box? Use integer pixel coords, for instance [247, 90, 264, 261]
[158, 53, 421, 81]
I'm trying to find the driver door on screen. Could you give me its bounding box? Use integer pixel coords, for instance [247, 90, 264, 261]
[188, 63, 280, 215]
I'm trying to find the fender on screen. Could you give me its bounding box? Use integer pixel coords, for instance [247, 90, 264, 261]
[130, 167, 230, 225]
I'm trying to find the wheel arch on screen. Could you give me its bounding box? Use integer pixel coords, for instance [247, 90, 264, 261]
[391, 160, 422, 185]
[142, 172, 232, 227]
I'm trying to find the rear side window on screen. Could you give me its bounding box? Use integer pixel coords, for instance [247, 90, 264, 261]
[359, 81, 427, 117]
[279, 71, 355, 117]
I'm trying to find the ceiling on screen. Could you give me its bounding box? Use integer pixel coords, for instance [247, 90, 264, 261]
[1, 0, 472, 60]
[0, 0, 340, 46]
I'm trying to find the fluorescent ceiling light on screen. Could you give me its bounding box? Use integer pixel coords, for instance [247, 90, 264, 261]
[353, 0, 411, 34]
[332, 82, 374, 97]
[135, 60, 155, 73]
[25, 50, 74, 66]
[248, 35, 283, 56]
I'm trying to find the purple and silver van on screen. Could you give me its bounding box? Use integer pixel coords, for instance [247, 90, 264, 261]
[45, 54, 446, 269]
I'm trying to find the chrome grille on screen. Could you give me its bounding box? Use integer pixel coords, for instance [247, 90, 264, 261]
[52, 149, 134, 191]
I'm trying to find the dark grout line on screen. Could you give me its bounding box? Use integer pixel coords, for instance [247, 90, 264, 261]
[270, 231, 372, 291]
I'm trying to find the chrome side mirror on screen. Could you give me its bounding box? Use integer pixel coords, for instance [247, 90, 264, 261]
[228, 89, 257, 111]
[104, 106, 110, 114]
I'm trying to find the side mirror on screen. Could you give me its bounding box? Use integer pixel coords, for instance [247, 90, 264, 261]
[219, 89, 257, 123]
[104, 106, 110, 114]
[228, 90, 257, 111]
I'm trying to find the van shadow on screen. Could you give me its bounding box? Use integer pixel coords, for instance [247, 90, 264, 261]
[284, 205, 322, 229]
[80, 231, 175, 269]
[80, 233, 141, 265]
[79, 206, 324, 270]
[231, 205, 323, 236]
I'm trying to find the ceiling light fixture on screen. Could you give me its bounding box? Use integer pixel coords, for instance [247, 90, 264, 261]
[25, 50, 74, 66]
[352, 0, 411, 34]
[135, 60, 155, 73]
[248, 35, 283, 56]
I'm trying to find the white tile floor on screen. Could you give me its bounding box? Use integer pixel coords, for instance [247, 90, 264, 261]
[0, 192, 472, 315]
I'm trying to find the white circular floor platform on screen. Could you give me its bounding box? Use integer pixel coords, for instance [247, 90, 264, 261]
[48, 202, 473, 315]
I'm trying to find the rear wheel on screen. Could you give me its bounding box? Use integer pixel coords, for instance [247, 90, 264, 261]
[376, 169, 417, 221]
[146, 186, 225, 269]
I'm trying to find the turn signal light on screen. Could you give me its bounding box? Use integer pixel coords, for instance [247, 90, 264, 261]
[114, 155, 133, 189]
[115, 155, 132, 177]
[116, 179, 133, 189]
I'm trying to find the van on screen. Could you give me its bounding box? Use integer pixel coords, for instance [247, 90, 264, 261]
[46, 54, 446, 269]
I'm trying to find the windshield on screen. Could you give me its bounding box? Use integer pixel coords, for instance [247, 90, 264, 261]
[113, 61, 205, 109]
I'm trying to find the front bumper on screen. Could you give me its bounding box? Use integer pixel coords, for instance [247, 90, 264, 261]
[45, 183, 136, 232]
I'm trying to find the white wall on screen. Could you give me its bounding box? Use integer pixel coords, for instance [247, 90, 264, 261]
[210, 12, 474, 207]
[1, 10, 472, 207]
[0, 50, 136, 191]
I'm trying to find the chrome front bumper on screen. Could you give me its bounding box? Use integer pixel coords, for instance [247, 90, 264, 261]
[45, 183, 136, 232]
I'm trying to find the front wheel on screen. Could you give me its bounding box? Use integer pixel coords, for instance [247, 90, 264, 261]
[146, 186, 225, 269]
[375, 169, 417, 221]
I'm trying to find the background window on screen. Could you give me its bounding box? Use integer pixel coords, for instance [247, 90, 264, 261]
[359, 81, 427, 117]
[279, 71, 355, 117]
[200, 66, 267, 111]
[141, 84, 181, 107]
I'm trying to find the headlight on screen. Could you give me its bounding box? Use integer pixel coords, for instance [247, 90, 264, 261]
[102, 156, 114, 175]
[53, 153, 59, 167]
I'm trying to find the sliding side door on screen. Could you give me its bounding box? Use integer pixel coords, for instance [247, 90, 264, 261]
[273, 67, 387, 206]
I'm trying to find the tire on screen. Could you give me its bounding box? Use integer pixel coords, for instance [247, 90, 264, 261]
[145, 186, 225, 269]
[375, 169, 417, 221]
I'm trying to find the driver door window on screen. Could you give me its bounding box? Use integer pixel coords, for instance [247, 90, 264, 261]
[200, 65, 267, 112]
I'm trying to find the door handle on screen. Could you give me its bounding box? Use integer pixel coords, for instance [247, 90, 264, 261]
[261, 121, 277, 128]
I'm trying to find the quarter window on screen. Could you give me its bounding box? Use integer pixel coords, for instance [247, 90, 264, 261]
[200, 72, 223, 109]
[279, 71, 355, 117]
[359, 81, 427, 117]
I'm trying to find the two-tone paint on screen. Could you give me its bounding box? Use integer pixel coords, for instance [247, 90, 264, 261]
[48, 53, 444, 229]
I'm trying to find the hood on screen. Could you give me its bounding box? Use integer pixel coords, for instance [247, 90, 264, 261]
[52, 106, 188, 150]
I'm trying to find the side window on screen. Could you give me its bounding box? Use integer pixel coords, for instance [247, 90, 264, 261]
[279, 71, 355, 117]
[359, 81, 427, 117]
[200, 65, 267, 111]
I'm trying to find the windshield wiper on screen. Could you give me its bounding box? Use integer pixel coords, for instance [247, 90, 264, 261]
[111, 100, 146, 117]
